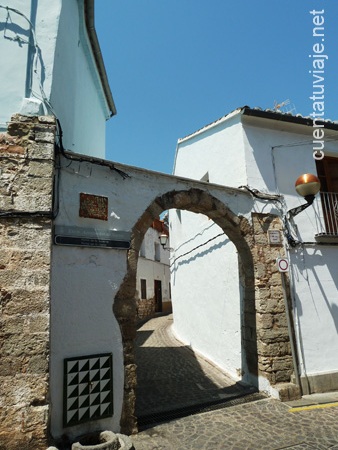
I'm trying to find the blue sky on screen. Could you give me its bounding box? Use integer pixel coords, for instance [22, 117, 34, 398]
[95, 1, 338, 174]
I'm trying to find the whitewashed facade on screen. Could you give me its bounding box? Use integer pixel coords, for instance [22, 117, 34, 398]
[136, 222, 171, 318]
[169, 211, 241, 379]
[0, 0, 115, 157]
[171, 106, 338, 394]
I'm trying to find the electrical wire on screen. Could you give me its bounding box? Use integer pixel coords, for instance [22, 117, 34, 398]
[55, 119, 130, 180]
[238, 185, 283, 203]
[170, 232, 225, 266]
[0, 4, 53, 115]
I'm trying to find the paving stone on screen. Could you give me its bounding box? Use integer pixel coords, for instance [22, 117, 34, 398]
[135, 314, 249, 419]
[132, 314, 338, 450]
[132, 399, 338, 449]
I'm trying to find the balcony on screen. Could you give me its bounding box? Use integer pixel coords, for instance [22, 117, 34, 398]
[315, 192, 338, 242]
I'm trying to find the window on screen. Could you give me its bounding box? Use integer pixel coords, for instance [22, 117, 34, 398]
[316, 156, 338, 234]
[154, 242, 160, 262]
[140, 279, 147, 299]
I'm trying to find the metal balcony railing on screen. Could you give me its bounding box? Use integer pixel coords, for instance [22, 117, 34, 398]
[315, 192, 338, 236]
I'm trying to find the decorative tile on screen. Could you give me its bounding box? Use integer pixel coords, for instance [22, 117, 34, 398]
[64, 353, 113, 427]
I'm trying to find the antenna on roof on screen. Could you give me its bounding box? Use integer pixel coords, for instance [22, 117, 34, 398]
[273, 99, 297, 115]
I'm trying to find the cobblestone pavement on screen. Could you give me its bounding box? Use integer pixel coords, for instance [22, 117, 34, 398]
[133, 314, 338, 449]
[131, 398, 338, 449]
[135, 314, 253, 420]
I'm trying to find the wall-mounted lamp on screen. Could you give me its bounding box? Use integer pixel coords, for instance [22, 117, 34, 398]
[159, 233, 173, 251]
[159, 233, 169, 248]
[287, 173, 321, 218]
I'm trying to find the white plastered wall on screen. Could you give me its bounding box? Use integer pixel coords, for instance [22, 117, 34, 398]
[173, 111, 338, 385]
[0, 0, 109, 157]
[50, 246, 125, 439]
[169, 209, 241, 380]
[242, 120, 338, 378]
[137, 227, 171, 304]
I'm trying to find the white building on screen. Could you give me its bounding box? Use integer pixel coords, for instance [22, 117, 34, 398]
[136, 219, 171, 319]
[170, 106, 338, 394]
[0, 0, 115, 157]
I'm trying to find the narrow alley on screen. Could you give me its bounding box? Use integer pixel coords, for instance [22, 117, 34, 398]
[135, 314, 256, 425]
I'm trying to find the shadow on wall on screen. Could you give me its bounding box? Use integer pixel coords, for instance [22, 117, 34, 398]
[292, 246, 338, 332]
[170, 236, 229, 271]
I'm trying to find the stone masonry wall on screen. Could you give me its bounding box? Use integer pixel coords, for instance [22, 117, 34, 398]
[252, 213, 300, 400]
[0, 115, 55, 449]
[136, 298, 155, 321]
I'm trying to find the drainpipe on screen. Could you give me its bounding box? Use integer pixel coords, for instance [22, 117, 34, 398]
[280, 271, 302, 394]
[84, 0, 117, 117]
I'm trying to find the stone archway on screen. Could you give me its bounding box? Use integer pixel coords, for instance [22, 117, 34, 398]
[114, 188, 300, 434]
[114, 188, 258, 433]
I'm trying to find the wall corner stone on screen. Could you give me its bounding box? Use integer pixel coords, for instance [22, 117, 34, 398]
[0, 114, 55, 449]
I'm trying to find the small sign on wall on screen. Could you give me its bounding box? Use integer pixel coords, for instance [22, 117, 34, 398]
[79, 193, 108, 221]
[268, 230, 282, 245]
[277, 257, 289, 272]
[54, 226, 131, 249]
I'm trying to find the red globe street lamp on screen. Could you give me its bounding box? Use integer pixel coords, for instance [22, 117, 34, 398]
[288, 173, 321, 218]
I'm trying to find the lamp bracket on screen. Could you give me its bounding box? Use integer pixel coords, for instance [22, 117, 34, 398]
[287, 195, 315, 219]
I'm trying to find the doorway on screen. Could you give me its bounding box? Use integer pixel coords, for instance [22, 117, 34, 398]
[154, 280, 162, 312]
[113, 188, 259, 434]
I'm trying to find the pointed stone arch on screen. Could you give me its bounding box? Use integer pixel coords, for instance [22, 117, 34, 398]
[114, 188, 259, 433]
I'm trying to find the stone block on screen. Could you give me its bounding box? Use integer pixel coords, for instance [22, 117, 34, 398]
[0, 249, 50, 271]
[274, 382, 301, 401]
[271, 356, 293, 372]
[0, 356, 25, 376]
[173, 191, 192, 209]
[0, 315, 25, 334]
[270, 272, 284, 286]
[254, 262, 267, 279]
[13, 177, 53, 197]
[257, 326, 289, 344]
[1, 288, 49, 315]
[274, 369, 293, 383]
[124, 364, 137, 389]
[0, 376, 47, 407]
[26, 141, 54, 160]
[25, 313, 49, 333]
[255, 297, 281, 314]
[34, 130, 55, 144]
[256, 313, 274, 329]
[27, 355, 49, 374]
[0, 332, 48, 357]
[1, 221, 52, 250]
[38, 115, 56, 124]
[257, 340, 291, 357]
[0, 144, 25, 155]
[26, 160, 54, 178]
[22, 405, 48, 435]
[270, 285, 284, 300]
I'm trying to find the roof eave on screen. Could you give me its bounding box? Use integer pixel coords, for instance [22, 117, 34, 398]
[241, 107, 338, 131]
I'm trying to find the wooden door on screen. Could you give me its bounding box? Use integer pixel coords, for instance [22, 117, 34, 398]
[154, 280, 162, 313]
